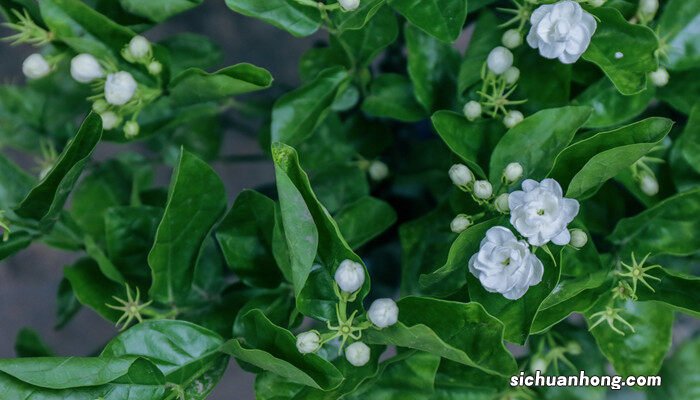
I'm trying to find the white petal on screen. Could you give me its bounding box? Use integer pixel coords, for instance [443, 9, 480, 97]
[539, 179, 563, 197]
[551, 229, 571, 246]
[522, 179, 539, 192]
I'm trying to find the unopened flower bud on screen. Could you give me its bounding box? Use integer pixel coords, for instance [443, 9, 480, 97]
[450, 214, 472, 233]
[569, 229, 588, 248]
[639, 173, 659, 196]
[296, 331, 321, 354]
[334, 259, 365, 293]
[504, 162, 523, 182]
[566, 341, 582, 355]
[487, 46, 513, 75]
[502, 29, 522, 49]
[128, 35, 151, 59]
[338, 0, 360, 11]
[473, 180, 493, 199]
[649, 68, 669, 87]
[100, 112, 121, 130]
[345, 342, 370, 367]
[92, 99, 109, 114]
[530, 357, 548, 374]
[503, 66, 520, 85]
[463, 100, 482, 121]
[495, 193, 510, 213]
[449, 164, 474, 187]
[503, 110, 524, 128]
[368, 160, 389, 181]
[367, 298, 399, 328]
[148, 61, 163, 75]
[639, 0, 658, 16]
[588, 0, 605, 7]
[124, 121, 140, 139]
[22, 54, 50, 79]
[70, 54, 104, 83]
[105, 71, 137, 106]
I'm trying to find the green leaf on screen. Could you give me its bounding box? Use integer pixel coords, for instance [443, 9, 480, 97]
[312, 166, 368, 214]
[574, 78, 654, 129]
[224, 0, 321, 37]
[216, 190, 283, 288]
[674, 104, 700, 176]
[331, 0, 385, 32]
[221, 310, 343, 390]
[362, 74, 427, 122]
[609, 189, 700, 257]
[389, 0, 468, 42]
[347, 352, 441, 399]
[148, 149, 226, 305]
[55, 277, 81, 329]
[364, 297, 517, 376]
[0, 232, 32, 261]
[657, 0, 700, 72]
[0, 154, 35, 208]
[633, 266, 700, 317]
[458, 10, 501, 93]
[405, 23, 460, 112]
[15, 113, 102, 229]
[516, 49, 572, 112]
[85, 235, 125, 284]
[169, 63, 273, 106]
[549, 117, 673, 199]
[271, 67, 349, 145]
[335, 6, 398, 67]
[336, 196, 397, 249]
[648, 336, 700, 399]
[587, 300, 672, 377]
[488, 106, 592, 183]
[119, 0, 202, 22]
[64, 258, 123, 322]
[160, 33, 224, 75]
[582, 7, 658, 95]
[14, 328, 54, 357]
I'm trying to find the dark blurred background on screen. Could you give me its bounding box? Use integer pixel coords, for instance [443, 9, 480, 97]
[0, 1, 319, 397]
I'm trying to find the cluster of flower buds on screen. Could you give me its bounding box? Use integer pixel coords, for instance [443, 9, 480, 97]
[295, 259, 398, 367]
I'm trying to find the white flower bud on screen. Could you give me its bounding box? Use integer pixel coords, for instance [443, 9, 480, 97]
[503, 66, 520, 85]
[463, 100, 482, 121]
[367, 298, 399, 328]
[589, 0, 605, 7]
[128, 35, 151, 59]
[504, 162, 524, 182]
[639, 0, 658, 16]
[368, 160, 389, 181]
[487, 46, 513, 75]
[503, 110, 524, 128]
[334, 259, 365, 293]
[124, 121, 140, 139]
[566, 341, 582, 355]
[70, 54, 104, 83]
[495, 193, 510, 213]
[338, 0, 360, 11]
[148, 61, 163, 75]
[639, 173, 659, 196]
[473, 180, 493, 199]
[104, 71, 137, 106]
[92, 99, 109, 114]
[296, 331, 321, 354]
[530, 357, 548, 374]
[449, 164, 474, 187]
[569, 229, 588, 248]
[450, 214, 473, 233]
[345, 342, 370, 367]
[22, 54, 50, 79]
[100, 112, 121, 130]
[649, 68, 669, 87]
[502, 29, 522, 49]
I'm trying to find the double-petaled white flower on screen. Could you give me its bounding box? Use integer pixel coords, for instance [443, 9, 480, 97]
[334, 259, 365, 293]
[345, 342, 370, 366]
[22, 54, 50, 79]
[367, 298, 398, 328]
[469, 226, 544, 300]
[527, 1, 596, 64]
[104, 71, 137, 106]
[296, 331, 321, 354]
[508, 179, 579, 246]
[70, 54, 104, 83]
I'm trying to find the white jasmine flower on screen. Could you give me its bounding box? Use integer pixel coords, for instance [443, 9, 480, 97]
[368, 160, 389, 181]
[148, 61, 163, 75]
[502, 29, 523, 49]
[569, 229, 588, 248]
[124, 121, 140, 139]
[527, 1, 597, 64]
[504, 162, 524, 182]
[463, 100, 482, 121]
[649, 68, 669, 87]
[639, 0, 658, 16]
[487, 46, 514, 75]
[469, 226, 544, 300]
[70, 54, 104, 83]
[450, 214, 473, 233]
[345, 342, 370, 366]
[509, 179, 580, 246]
[474, 180, 493, 199]
[100, 112, 121, 130]
[449, 164, 474, 187]
[503, 66, 520, 85]
[128, 35, 151, 59]
[503, 110, 524, 128]
[104, 71, 137, 106]
[338, 0, 360, 11]
[22, 54, 50, 79]
[639, 173, 659, 196]
[296, 331, 321, 354]
[495, 193, 510, 213]
[334, 259, 365, 293]
[367, 298, 399, 328]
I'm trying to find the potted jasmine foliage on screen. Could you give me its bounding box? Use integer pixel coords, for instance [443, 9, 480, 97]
[1, 0, 699, 398]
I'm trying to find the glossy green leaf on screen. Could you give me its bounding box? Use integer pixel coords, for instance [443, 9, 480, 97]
[629, 263, 700, 317]
[64, 258, 123, 322]
[169, 64, 273, 106]
[335, 6, 398, 67]
[119, 0, 202, 22]
[331, 0, 385, 32]
[160, 33, 224, 75]
[336, 196, 397, 249]
[516, 49, 572, 112]
[0, 232, 32, 261]
[347, 352, 441, 399]
[574, 78, 654, 129]
[362, 74, 427, 122]
[312, 166, 368, 214]
[221, 310, 343, 390]
[389, 0, 467, 42]
[148, 149, 226, 305]
[14, 328, 54, 357]
[457, 10, 500, 93]
[648, 336, 700, 399]
[224, 0, 321, 37]
[582, 8, 658, 95]
[0, 154, 35, 208]
[674, 104, 700, 176]
[55, 277, 81, 329]
[271, 67, 349, 145]
[658, 0, 700, 72]
[658, 69, 700, 114]
[488, 106, 592, 183]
